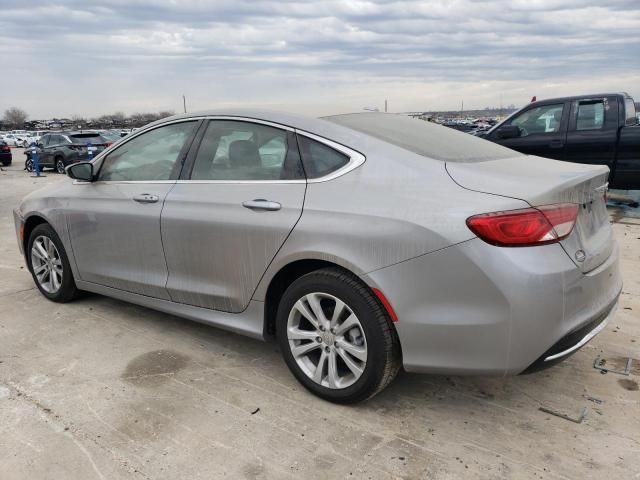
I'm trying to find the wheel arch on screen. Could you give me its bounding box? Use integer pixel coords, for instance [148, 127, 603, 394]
[22, 214, 50, 254]
[262, 259, 356, 337]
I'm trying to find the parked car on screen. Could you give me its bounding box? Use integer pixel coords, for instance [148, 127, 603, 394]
[24, 131, 110, 174]
[0, 141, 11, 166]
[2, 133, 29, 147]
[14, 111, 621, 403]
[483, 93, 640, 190]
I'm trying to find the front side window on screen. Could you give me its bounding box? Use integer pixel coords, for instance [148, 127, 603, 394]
[98, 121, 196, 181]
[297, 135, 349, 179]
[190, 120, 303, 180]
[576, 100, 605, 131]
[510, 103, 564, 136]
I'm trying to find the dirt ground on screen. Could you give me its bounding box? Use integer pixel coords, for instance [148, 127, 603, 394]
[1, 150, 639, 479]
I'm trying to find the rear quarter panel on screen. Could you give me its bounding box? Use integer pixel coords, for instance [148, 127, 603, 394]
[253, 143, 530, 300]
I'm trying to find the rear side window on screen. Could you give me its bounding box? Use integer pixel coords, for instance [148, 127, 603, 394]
[297, 135, 349, 179]
[576, 100, 605, 131]
[190, 120, 304, 181]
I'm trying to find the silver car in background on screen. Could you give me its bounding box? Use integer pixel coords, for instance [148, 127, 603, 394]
[14, 111, 621, 403]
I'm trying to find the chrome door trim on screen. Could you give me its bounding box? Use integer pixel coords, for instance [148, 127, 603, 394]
[175, 179, 306, 185]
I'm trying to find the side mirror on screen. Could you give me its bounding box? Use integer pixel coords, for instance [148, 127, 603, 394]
[496, 125, 521, 139]
[66, 162, 94, 181]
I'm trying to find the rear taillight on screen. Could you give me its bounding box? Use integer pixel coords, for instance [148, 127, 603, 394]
[466, 203, 579, 247]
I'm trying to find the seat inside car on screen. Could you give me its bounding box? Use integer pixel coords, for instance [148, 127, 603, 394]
[228, 140, 261, 168]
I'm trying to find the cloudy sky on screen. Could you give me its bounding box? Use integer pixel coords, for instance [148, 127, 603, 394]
[1, 0, 639, 119]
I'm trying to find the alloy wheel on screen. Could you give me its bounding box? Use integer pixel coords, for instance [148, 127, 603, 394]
[287, 292, 367, 389]
[30, 235, 64, 294]
[56, 160, 65, 174]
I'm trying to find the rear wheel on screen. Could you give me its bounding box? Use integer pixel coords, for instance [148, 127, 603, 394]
[276, 268, 401, 403]
[1, 159, 9, 166]
[25, 158, 34, 172]
[27, 224, 78, 302]
[55, 157, 66, 174]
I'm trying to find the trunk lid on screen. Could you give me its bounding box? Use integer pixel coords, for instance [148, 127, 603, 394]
[446, 155, 613, 273]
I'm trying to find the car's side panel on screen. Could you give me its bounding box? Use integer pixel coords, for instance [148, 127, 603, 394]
[66, 182, 176, 300]
[76, 279, 266, 339]
[253, 148, 530, 302]
[161, 182, 306, 312]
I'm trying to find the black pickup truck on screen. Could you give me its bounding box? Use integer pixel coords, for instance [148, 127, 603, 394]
[482, 93, 640, 190]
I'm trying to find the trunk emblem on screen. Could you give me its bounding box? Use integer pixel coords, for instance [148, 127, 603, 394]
[575, 249, 586, 262]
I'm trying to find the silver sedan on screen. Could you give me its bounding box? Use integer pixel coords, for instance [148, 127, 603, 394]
[14, 110, 622, 403]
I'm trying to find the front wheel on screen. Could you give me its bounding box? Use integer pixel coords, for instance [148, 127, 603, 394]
[276, 268, 401, 403]
[25, 158, 34, 172]
[27, 224, 78, 302]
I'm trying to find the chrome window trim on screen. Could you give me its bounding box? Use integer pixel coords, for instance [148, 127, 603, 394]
[89, 115, 365, 184]
[175, 179, 306, 185]
[89, 180, 177, 185]
[294, 129, 366, 183]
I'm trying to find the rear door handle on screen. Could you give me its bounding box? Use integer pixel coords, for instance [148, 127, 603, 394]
[133, 194, 159, 204]
[550, 139, 564, 148]
[242, 199, 281, 211]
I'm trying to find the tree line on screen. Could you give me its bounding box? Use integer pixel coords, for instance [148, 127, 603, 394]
[2, 107, 176, 130]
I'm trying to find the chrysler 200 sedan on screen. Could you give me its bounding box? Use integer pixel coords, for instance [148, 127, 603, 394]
[14, 111, 622, 403]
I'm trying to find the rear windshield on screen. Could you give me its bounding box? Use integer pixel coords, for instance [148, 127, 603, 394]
[69, 133, 103, 143]
[323, 113, 521, 162]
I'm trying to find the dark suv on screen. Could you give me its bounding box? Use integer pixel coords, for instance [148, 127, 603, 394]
[25, 132, 111, 174]
[1, 141, 11, 166]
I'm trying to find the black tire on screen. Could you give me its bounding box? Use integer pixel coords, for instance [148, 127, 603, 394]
[1, 160, 10, 166]
[27, 223, 78, 303]
[55, 157, 66, 174]
[25, 158, 34, 172]
[276, 268, 401, 404]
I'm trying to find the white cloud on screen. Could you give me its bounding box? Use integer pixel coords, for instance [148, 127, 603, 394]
[0, 0, 638, 118]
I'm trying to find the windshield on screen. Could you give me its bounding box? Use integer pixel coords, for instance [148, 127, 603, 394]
[323, 113, 521, 162]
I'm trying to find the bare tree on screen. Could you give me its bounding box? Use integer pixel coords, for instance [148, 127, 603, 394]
[3, 107, 28, 128]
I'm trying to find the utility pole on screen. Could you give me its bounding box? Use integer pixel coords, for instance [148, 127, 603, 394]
[183, 95, 187, 113]
[461, 99, 464, 115]
[385, 99, 388, 113]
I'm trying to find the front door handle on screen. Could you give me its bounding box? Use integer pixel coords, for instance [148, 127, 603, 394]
[550, 139, 564, 149]
[242, 199, 281, 211]
[133, 193, 159, 204]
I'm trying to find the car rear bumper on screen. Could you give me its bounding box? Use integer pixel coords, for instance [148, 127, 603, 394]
[361, 238, 622, 375]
